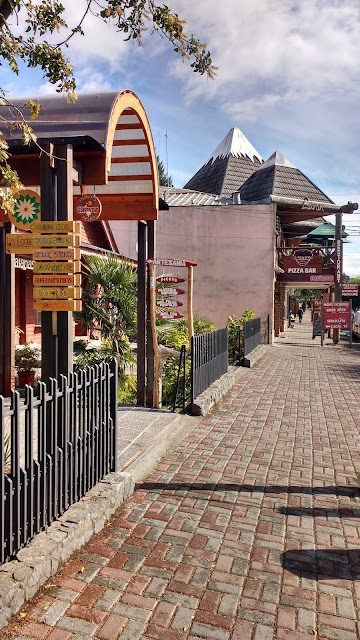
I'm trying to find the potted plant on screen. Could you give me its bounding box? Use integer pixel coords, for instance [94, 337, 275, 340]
[15, 343, 41, 387]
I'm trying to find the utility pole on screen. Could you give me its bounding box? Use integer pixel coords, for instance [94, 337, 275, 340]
[333, 202, 359, 344]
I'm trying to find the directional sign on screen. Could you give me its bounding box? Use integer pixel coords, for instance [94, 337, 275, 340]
[33, 274, 81, 287]
[147, 258, 197, 267]
[33, 248, 81, 261]
[155, 288, 185, 296]
[33, 260, 81, 274]
[34, 286, 82, 300]
[342, 283, 359, 297]
[34, 300, 82, 312]
[156, 311, 184, 320]
[31, 221, 81, 234]
[156, 275, 185, 284]
[323, 301, 351, 330]
[33, 234, 80, 248]
[157, 299, 183, 308]
[6, 233, 33, 254]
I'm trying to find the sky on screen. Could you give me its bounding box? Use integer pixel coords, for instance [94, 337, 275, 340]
[2, 0, 360, 274]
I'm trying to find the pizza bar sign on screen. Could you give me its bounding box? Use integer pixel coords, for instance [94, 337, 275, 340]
[283, 250, 322, 275]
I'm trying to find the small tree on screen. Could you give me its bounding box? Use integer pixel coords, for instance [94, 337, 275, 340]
[157, 155, 173, 187]
[76, 253, 137, 370]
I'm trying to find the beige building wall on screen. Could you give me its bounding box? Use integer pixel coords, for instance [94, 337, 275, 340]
[109, 203, 277, 341]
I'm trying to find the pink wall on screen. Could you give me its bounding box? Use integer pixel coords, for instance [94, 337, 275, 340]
[109, 203, 277, 340]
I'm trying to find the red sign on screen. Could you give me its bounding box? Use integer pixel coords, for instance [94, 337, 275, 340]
[156, 276, 185, 284]
[283, 251, 322, 276]
[156, 311, 184, 319]
[155, 288, 185, 296]
[147, 258, 197, 267]
[75, 194, 102, 222]
[323, 302, 351, 330]
[310, 274, 334, 282]
[157, 299, 183, 308]
[342, 284, 359, 296]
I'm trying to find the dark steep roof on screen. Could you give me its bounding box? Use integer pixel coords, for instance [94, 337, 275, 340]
[240, 151, 334, 204]
[183, 128, 263, 197]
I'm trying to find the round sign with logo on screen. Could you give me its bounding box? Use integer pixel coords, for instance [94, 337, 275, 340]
[9, 189, 41, 230]
[75, 194, 102, 222]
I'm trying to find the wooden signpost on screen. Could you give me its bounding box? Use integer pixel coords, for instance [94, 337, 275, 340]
[6, 234, 34, 254]
[147, 258, 197, 408]
[34, 260, 81, 274]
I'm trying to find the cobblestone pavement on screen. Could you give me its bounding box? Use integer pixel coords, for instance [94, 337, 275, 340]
[3, 314, 360, 640]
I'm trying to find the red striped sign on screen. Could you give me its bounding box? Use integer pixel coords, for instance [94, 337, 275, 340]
[155, 288, 185, 296]
[157, 299, 183, 308]
[156, 311, 184, 320]
[156, 276, 185, 284]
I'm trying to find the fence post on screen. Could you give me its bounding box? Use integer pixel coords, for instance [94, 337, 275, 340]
[190, 336, 195, 405]
[110, 359, 118, 472]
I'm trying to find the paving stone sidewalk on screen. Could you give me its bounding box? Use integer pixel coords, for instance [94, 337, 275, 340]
[3, 314, 360, 640]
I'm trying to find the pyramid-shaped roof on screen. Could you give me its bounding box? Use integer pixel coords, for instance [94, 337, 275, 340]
[183, 128, 263, 197]
[239, 150, 334, 204]
[307, 221, 348, 238]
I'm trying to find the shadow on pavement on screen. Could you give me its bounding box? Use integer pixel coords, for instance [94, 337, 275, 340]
[140, 482, 359, 497]
[281, 549, 360, 580]
[278, 506, 360, 518]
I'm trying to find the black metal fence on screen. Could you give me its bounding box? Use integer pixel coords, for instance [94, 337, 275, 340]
[0, 360, 117, 564]
[244, 317, 261, 357]
[191, 328, 228, 403]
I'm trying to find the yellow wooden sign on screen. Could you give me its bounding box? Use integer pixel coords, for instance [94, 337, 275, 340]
[34, 286, 82, 300]
[33, 260, 81, 274]
[31, 221, 81, 234]
[33, 234, 80, 248]
[33, 248, 81, 261]
[6, 234, 33, 254]
[34, 300, 83, 312]
[33, 274, 81, 287]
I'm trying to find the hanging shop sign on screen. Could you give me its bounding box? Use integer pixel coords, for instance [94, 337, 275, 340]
[6, 233, 33, 254]
[341, 283, 359, 297]
[34, 300, 82, 312]
[157, 299, 183, 308]
[156, 275, 185, 284]
[33, 274, 81, 287]
[15, 257, 33, 270]
[75, 194, 102, 222]
[8, 190, 41, 230]
[147, 258, 197, 267]
[322, 301, 351, 330]
[282, 250, 322, 276]
[33, 260, 81, 274]
[156, 311, 184, 319]
[155, 287, 185, 296]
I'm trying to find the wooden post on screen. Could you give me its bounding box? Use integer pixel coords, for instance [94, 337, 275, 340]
[333, 212, 342, 344]
[148, 263, 161, 408]
[146, 220, 156, 406]
[0, 222, 15, 396]
[40, 145, 57, 386]
[55, 144, 74, 378]
[187, 265, 194, 341]
[137, 221, 146, 405]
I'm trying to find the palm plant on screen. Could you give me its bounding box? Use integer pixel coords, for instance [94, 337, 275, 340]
[75, 254, 137, 371]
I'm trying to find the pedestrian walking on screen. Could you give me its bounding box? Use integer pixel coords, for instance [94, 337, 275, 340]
[297, 306, 303, 323]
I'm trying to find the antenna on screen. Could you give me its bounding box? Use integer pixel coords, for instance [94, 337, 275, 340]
[153, 130, 169, 186]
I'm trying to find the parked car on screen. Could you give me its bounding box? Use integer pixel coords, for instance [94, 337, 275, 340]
[352, 310, 360, 340]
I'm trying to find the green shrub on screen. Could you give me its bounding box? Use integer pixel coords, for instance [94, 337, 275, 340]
[118, 373, 137, 405]
[227, 310, 255, 363]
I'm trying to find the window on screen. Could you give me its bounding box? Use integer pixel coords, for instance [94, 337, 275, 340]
[34, 310, 41, 327]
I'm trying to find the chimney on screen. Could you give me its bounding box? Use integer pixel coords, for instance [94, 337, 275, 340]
[232, 192, 241, 205]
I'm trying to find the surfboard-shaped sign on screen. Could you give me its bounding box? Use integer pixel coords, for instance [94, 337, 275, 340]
[156, 311, 184, 320]
[157, 299, 183, 308]
[147, 258, 197, 267]
[155, 288, 185, 296]
[156, 275, 185, 284]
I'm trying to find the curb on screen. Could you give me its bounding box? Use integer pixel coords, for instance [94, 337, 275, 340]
[0, 471, 135, 630]
[242, 344, 272, 367]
